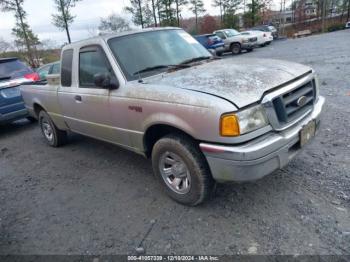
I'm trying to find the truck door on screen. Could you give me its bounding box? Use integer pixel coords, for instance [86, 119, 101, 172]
[57, 45, 117, 142]
[215, 31, 228, 51]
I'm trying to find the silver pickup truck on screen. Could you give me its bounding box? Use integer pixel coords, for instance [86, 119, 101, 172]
[21, 27, 325, 206]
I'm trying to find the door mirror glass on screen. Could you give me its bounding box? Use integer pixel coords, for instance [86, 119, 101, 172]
[94, 73, 119, 89]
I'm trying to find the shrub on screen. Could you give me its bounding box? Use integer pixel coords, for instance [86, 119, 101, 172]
[327, 24, 345, 32]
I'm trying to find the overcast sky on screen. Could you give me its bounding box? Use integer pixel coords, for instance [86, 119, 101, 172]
[0, 0, 281, 45]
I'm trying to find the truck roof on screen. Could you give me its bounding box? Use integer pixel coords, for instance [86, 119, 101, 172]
[62, 27, 181, 50]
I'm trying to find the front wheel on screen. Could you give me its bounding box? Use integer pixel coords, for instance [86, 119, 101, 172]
[39, 111, 67, 147]
[231, 43, 241, 55]
[152, 134, 214, 206]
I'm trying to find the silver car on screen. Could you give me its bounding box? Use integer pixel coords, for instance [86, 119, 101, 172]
[21, 28, 325, 205]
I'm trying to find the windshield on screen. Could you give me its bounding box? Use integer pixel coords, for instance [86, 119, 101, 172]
[108, 29, 211, 80]
[224, 29, 240, 37]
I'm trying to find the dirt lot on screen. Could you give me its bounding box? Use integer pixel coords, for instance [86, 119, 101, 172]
[0, 30, 349, 255]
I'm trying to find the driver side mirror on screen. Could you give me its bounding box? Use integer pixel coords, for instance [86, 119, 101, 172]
[94, 73, 119, 90]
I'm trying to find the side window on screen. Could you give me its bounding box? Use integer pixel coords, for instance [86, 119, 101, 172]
[51, 63, 60, 74]
[216, 32, 226, 39]
[79, 46, 112, 88]
[61, 49, 73, 87]
[37, 65, 50, 80]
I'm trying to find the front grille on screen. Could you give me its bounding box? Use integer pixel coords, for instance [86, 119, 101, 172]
[272, 80, 315, 124]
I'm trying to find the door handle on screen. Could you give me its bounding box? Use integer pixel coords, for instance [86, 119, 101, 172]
[74, 95, 82, 102]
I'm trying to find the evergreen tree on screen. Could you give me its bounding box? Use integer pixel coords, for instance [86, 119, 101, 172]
[174, 0, 188, 26]
[125, 0, 153, 28]
[189, 0, 206, 33]
[0, 0, 40, 67]
[52, 0, 82, 44]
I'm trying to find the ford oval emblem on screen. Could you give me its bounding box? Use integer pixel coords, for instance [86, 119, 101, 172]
[296, 96, 307, 107]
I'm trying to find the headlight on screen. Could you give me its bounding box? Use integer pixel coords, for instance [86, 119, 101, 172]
[220, 105, 269, 136]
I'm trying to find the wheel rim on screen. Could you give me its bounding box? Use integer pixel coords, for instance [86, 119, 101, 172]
[232, 45, 240, 54]
[159, 151, 191, 194]
[41, 119, 53, 142]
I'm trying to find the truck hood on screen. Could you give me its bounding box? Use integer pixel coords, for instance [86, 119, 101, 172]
[146, 58, 312, 108]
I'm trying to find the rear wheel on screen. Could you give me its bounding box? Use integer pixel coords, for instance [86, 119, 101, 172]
[152, 134, 214, 206]
[231, 43, 241, 55]
[39, 111, 67, 147]
[246, 48, 254, 52]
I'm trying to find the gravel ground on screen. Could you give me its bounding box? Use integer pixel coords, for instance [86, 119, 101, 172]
[0, 30, 349, 255]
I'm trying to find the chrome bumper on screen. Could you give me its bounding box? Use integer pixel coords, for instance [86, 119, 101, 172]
[200, 96, 325, 182]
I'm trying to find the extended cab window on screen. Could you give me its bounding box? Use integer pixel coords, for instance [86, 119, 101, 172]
[215, 31, 226, 39]
[61, 49, 73, 87]
[79, 46, 112, 88]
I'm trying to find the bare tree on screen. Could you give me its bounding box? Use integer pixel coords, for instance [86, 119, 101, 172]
[52, 0, 82, 43]
[0, 37, 11, 53]
[98, 13, 131, 34]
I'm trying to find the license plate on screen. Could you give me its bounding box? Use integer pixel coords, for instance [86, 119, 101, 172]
[0, 87, 21, 98]
[300, 120, 316, 147]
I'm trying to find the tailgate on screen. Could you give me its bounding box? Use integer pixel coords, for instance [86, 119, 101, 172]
[0, 85, 25, 115]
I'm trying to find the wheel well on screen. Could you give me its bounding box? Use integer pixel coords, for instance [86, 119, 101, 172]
[33, 103, 45, 117]
[230, 42, 241, 48]
[143, 124, 195, 158]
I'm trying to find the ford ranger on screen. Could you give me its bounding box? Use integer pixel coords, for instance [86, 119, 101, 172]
[20, 28, 325, 206]
[214, 29, 257, 54]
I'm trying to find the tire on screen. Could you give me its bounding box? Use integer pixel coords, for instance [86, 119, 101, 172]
[230, 43, 241, 55]
[246, 48, 254, 52]
[151, 134, 215, 206]
[216, 51, 223, 56]
[38, 110, 67, 147]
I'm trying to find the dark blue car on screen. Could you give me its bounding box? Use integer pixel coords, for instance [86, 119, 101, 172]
[0, 58, 39, 124]
[194, 34, 225, 56]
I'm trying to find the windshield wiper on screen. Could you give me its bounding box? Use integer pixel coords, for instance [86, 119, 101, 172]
[178, 56, 212, 65]
[133, 64, 190, 76]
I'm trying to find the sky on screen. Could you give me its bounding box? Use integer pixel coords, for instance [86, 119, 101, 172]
[0, 0, 281, 45]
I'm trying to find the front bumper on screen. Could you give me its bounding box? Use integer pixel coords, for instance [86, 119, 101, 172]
[214, 46, 225, 54]
[242, 42, 256, 49]
[200, 96, 325, 182]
